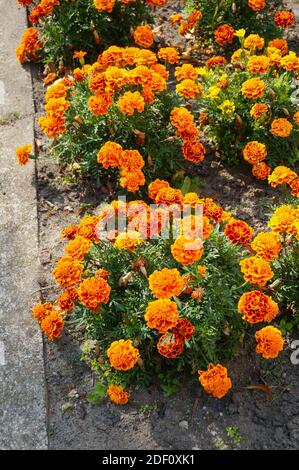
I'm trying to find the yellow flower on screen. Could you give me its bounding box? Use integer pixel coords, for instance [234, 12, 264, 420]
[235, 29, 246, 39]
[235, 28, 246, 46]
[196, 67, 210, 79]
[205, 85, 221, 99]
[218, 100, 235, 117]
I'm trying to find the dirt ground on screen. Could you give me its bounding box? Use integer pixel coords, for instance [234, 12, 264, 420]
[30, 0, 299, 450]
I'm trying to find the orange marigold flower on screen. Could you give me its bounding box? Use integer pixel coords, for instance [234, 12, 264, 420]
[73, 68, 86, 82]
[247, 55, 270, 74]
[45, 81, 67, 101]
[45, 97, 70, 118]
[16, 27, 41, 63]
[170, 107, 198, 139]
[60, 225, 78, 240]
[142, 87, 155, 104]
[176, 79, 203, 99]
[268, 38, 288, 55]
[280, 51, 299, 73]
[56, 287, 78, 313]
[157, 333, 184, 358]
[118, 91, 145, 116]
[274, 11, 295, 28]
[175, 64, 198, 81]
[243, 141, 267, 165]
[251, 231, 281, 261]
[114, 231, 144, 251]
[171, 236, 203, 266]
[145, 299, 179, 333]
[93, 0, 116, 13]
[97, 141, 122, 168]
[255, 326, 284, 359]
[172, 318, 195, 340]
[16, 144, 32, 165]
[40, 310, 64, 341]
[268, 165, 297, 187]
[149, 268, 185, 299]
[118, 149, 144, 171]
[203, 198, 224, 223]
[182, 192, 203, 208]
[214, 24, 235, 46]
[78, 215, 101, 241]
[183, 139, 206, 163]
[107, 339, 139, 371]
[250, 103, 269, 120]
[268, 205, 298, 234]
[289, 177, 299, 197]
[244, 34, 264, 51]
[242, 78, 266, 99]
[148, 179, 170, 201]
[270, 118, 293, 138]
[155, 187, 183, 206]
[158, 47, 180, 64]
[186, 10, 202, 28]
[65, 235, 92, 261]
[133, 25, 154, 49]
[170, 106, 194, 128]
[248, 0, 265, 11]
[87, 93, 113, 115]
[78, 276, 111, 311]
[198, 364, 232, 399]
[252, 162, 271, 180]
[206, 56, 227, 68]
[240, 256, 274, 287]
[38, 116, 66, 138]
[119, 169, 145, 193]
[294, 111, 299, 126]
[150, 62, 169, 80]
[107, 384, 130, 405]
[238, 290, 279, 324]
[32, 302, 53, 323]
[267, 46, 282, 67]
[52, 256, 83, 288]
[224, 219, 254, 246]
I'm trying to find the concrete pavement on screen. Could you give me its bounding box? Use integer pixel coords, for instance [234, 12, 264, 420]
[0, 0, 48, 449]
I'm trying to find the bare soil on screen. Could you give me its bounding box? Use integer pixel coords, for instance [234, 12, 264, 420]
[31, 0, 299, 450]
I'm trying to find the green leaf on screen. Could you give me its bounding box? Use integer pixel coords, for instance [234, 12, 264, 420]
[86, 381, 106, 406]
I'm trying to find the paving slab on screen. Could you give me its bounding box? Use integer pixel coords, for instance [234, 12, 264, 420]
[0, 0, 48, 450]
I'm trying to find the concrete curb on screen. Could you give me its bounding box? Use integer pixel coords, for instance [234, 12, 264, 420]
[0, 1, 48, 450]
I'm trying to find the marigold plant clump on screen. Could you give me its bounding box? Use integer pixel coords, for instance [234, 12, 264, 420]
[181, 34, 299, 168]
[32, 194, 299, 404]
[17, 0, 166, 66]
[35, 46, 209, 189]
[176, 0, 292, 51]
